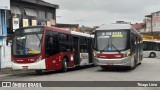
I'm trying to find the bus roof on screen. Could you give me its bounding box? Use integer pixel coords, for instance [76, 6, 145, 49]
[15, 25, 70, 34]
[71, 31, 91, 38]
[44, 26, 70, 34]
[95, 23, 142, 38]
[96, 24, 132, 30]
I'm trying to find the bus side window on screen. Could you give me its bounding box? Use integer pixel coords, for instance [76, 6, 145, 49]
[45, 30, 59, 57]
[45, 34, 52, 57]
[59, 33, 70, 52]
[131, 33, 135, 53]
[143, 42, 147, 50]
[80, 37, 87, 53]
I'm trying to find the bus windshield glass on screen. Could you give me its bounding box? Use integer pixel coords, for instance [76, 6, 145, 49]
[13, 27, 43, 56]
[95, 30, 129, 52]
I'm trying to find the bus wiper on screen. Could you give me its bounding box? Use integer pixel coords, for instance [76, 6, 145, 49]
[100, 42, 110, 53]
[35, 34, 42, 47]
[111, 43, 121, 53]
[36, 34, 41, 41]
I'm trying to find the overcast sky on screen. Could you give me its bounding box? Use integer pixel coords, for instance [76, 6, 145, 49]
[44, 0, 160, 27]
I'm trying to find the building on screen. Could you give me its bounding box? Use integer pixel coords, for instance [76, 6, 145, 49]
[144, 11, 160, 36]
[79, 26, 94, 34]
[56, 23, 79, 31]
[7, 0, 59, 34]
[132, 22, 146, 32]
[0, 0, 59, 69]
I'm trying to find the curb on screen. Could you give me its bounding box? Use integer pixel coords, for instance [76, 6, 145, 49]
[0, 74, 11, 77]
[0, 68, 13, 74]
[0, 68, 33, 76]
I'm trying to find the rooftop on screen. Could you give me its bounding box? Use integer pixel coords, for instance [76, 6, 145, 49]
[132, 23, 146, 29]
[12, 0, 59, 9]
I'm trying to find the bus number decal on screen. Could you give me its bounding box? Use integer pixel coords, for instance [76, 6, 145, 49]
[112, 32, 123, 38]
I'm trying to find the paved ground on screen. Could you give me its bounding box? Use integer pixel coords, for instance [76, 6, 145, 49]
[0, 58, 160, 90]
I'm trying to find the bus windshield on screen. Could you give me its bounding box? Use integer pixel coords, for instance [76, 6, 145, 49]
[13, 27, 43, 56]
[95, 30, 129, 52]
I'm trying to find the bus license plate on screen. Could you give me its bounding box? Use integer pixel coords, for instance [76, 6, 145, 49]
[22, 66, 28, 69]
[107, 63, 113, 65]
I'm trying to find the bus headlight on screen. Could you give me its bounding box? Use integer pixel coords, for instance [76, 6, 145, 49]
[35, 56, 42, 62]
[127, 51, 131, 56]
[124, 51, 131, 57]
[93, 52, 98, 57]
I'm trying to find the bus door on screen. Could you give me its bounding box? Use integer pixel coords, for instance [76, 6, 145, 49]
[72, 36, 80, 65]
[138, 39, 142, 62]
[45, 30, 59, 70]
[87, 38, 92, 63]
[135, 37, 138, 63]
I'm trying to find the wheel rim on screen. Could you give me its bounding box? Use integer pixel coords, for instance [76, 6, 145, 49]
[63, 60, 67, 72]
[64, 61, 67, 69]
[150, 53, 155, 57]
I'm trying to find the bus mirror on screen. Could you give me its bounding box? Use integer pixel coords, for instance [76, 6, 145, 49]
[6, 34, 13, 46]
[6, 39, 12, 46]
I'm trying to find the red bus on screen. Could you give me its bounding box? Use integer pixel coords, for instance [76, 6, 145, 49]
[11, 26, 93, 74]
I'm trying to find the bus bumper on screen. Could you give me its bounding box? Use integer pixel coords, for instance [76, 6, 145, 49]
[12, 60, 46, 70]
[93, 57, 131, 66]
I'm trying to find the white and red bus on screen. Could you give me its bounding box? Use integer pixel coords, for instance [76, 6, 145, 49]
[11, 26, 93, 74]
[93, 24, 143, 70]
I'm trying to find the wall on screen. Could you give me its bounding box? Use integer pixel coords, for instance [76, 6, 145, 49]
[152, 12, 160, 32]
[0, 37, 11, 68]
[145, 17, 152, 32]
[146, 12, 160, 33]
[0, 10, 11, 69]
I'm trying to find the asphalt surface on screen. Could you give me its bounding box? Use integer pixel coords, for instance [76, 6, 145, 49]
[0, 57, 160, 90]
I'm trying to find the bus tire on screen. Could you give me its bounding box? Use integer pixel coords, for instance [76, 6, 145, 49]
[138, 62, 141, 65]
[149, 52, 156, 58]
[61, 58, 68, 72]
[129, 59, 136, 70]
[35, 70, 43, 74]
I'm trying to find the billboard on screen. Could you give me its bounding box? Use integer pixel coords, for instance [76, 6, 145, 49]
[12, 18, 19, 31]
[0, 0, 10, 10]
[23, 19, 29, 27]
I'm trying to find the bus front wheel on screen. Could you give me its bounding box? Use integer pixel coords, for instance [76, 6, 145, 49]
[61, 58, 68, 72]
[149, 52, 156, 58]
